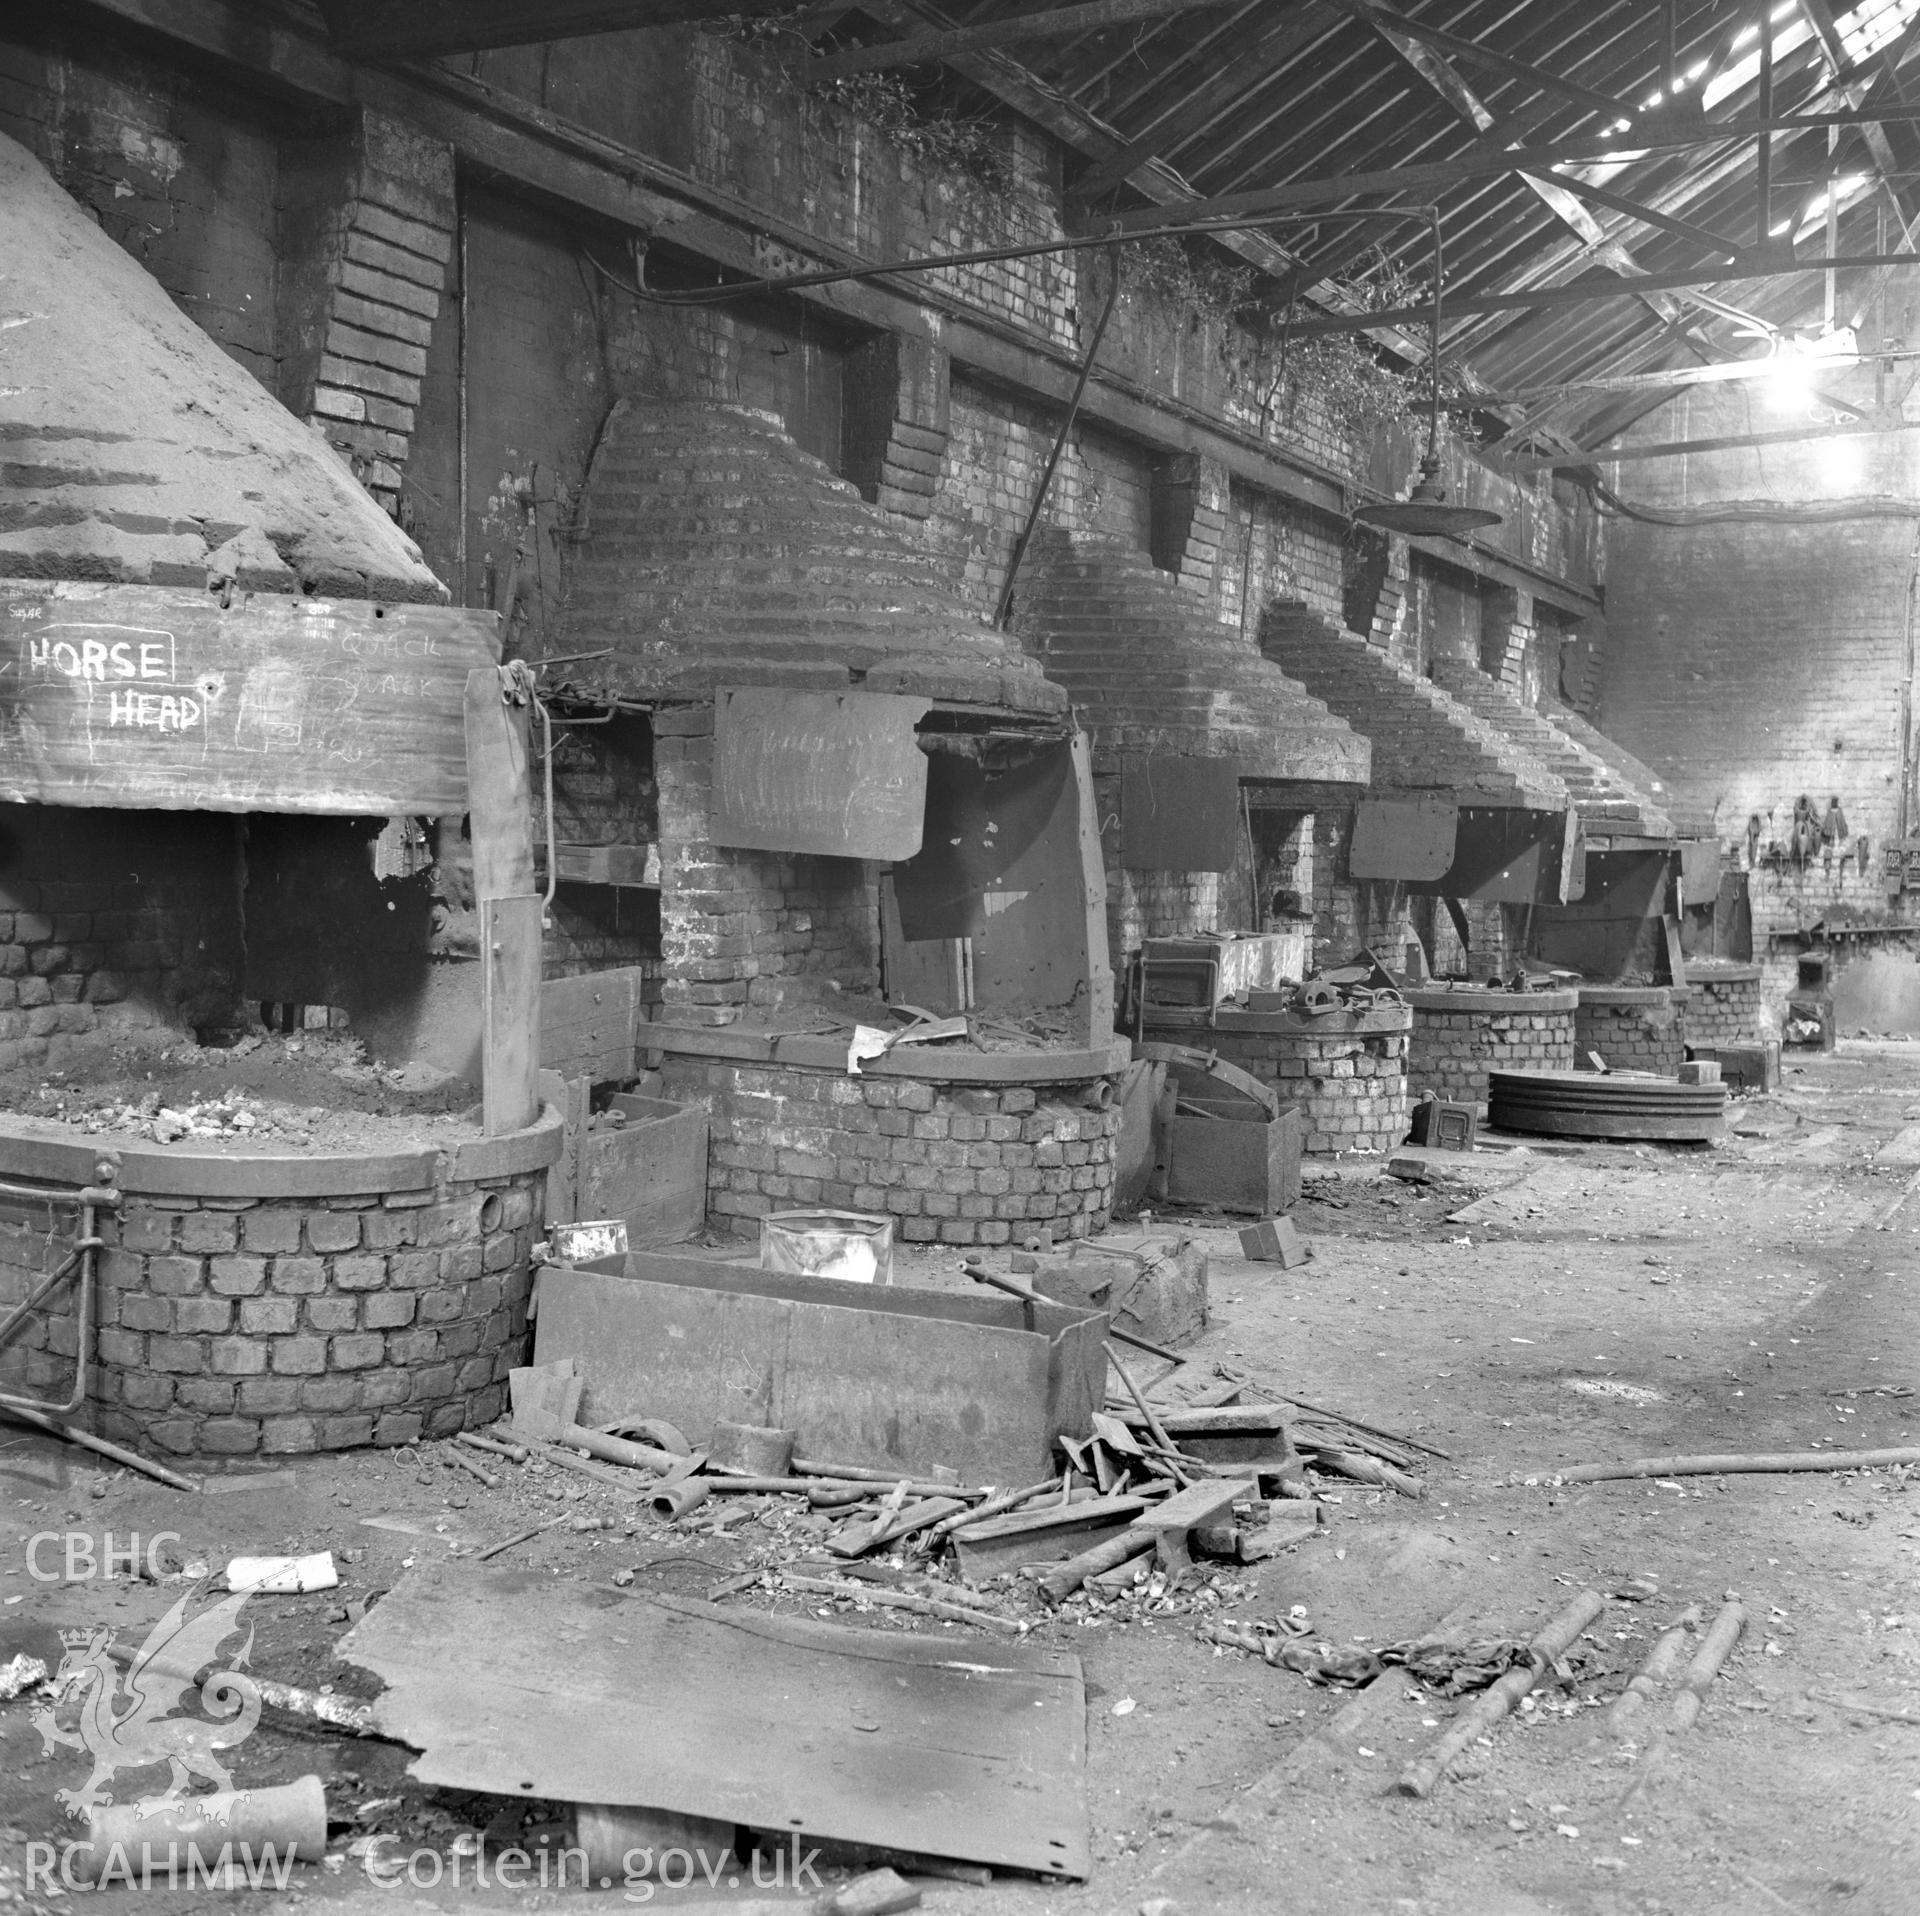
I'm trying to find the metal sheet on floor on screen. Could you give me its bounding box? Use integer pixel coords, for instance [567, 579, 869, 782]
[338, 1563, 1091, 1880]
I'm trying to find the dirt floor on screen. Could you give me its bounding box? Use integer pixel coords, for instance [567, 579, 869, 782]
[2, 1041, 1917, 1916]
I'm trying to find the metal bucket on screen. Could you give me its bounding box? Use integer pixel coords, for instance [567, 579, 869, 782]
[759, 1209, 894, 1285]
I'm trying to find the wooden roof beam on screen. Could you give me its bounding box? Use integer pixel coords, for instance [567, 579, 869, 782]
[1076, 102, 1920, 245]
[1067, 3, 1344, 208]
[1511, 412, 1920, 474]
[1266, 251, 1920, 336]
[1797, 0, 1920, 239]
[1517, 168, 1748, 262]
[1321, 0, 1640, 128]
[1325, 4, 1745, 351]
[316, 0, 800, 60]
[854, 0, 1310, 288]
[807, 0, 1242, 83]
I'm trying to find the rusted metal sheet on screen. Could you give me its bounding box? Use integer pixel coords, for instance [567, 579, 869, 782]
[539, 967, 647, 1083]
[0, 582, 498, 814]
[1120, 755, 1242, 871]
[712, 687, 930, 860]
[1350, 796, 1456, 881]
[1418, 805, 1576, 904]
[576, 1093, 707, 1248]
[532, 1254, 1107, 1486]
[1164, 1104, 1303, 1214]
[339, 1564, 1091, 1880]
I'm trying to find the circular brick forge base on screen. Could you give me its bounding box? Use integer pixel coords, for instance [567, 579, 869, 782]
[0, 1108, 561, 1461]
[648, 1027, 1129, 1247]
[1407, 987, 1579, 1111]
[1142, 1006, 1411, 1154]
[1575, 986, 1689, 1075]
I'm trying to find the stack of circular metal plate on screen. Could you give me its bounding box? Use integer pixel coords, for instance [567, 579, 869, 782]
[1487, 1068, 1727, 1142]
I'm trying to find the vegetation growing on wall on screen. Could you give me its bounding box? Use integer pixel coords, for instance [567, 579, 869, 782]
[729, 17, 1014, 189]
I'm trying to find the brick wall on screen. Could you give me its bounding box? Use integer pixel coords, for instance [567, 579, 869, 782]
[0, 807, 240, 1072]
[6, 1166, 540, 1459]
[1599, 380, 1914, 945]
[661, 1057, 1118, 1245]
[1575, 987, 1688, 1075]
[1407, 988, 1578, 1109]
[1218, 487, 1349, 641]
[928, 375, 1089, 619]
[653, 708, 879, 1024]
[1107, 866, 1230, 957]
[1686, 967, 1764, 1047]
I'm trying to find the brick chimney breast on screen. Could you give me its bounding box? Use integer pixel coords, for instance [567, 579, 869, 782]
[1429, 660, 1673, 838]
[1010, 530, 1369, 785]
[1259, 601, 1570, 810]
[559, 401, 1065, 719]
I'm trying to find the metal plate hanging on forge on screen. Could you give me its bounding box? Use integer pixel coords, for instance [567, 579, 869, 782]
[1487, 1069, 1727, 1142]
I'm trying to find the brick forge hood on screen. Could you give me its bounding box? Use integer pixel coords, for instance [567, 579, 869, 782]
[1010, 530, 1371, 783]
[559, 402, 1066, 721]
[1260, 602, 1569, 811]
[0, 132, 445, 602]
[1429, 662, 1674, 842]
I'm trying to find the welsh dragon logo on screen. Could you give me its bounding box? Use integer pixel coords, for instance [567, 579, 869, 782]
[30, 1584, 261, 1817]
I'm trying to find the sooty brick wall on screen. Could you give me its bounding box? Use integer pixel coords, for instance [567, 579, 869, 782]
[0, 807, 240, 1071]
[659, 1057, 1119, 1245]
[654, 708, 878, 1024]
[1408, 987, 1578, 1109]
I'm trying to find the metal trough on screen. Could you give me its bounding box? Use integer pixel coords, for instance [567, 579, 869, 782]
[532, 1251, 1109, 1484]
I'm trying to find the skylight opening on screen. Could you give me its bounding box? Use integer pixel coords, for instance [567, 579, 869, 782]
[1703, 14, 1816, 110]
[1836, 0, 1920, 67]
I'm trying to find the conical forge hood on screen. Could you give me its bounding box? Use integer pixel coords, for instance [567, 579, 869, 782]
[558, 401, 1065, 720]
[1010, 530, 1370, 783]
[0, 131, 444, 601]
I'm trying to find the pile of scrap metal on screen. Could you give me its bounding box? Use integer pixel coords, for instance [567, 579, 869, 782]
[312, 1235, 1447, 1888]
[1128, 941, 1410, 1023]
[505, 1245, 1442, 1620]
[1435, 964, 1580, 991]
[1291, 958, 1407, 1017]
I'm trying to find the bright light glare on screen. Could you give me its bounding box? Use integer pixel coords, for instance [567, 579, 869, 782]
[1764, 351, 1817, 413]
[1837, 0, 1920, 67]
[1816, 435, 1864, 485]
[1764, 330, 1861, 413]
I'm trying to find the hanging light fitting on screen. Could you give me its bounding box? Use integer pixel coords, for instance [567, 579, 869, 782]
[1354, 213, 1502, 539]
